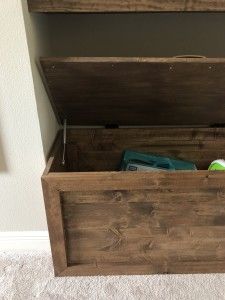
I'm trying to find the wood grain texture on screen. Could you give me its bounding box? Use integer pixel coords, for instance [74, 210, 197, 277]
[28, 0, 225, 12]
[63, 190, 225, 266]
[65, 128, 225, 171]
[44, 171, 225, 275]
[40, 57, 225, 126]
[45, 171, 225, 192]
[41, 178, 68, 275]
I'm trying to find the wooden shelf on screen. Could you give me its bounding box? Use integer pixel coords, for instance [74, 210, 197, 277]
[28, 0, 225, 13]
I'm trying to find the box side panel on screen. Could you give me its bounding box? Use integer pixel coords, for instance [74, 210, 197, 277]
[41, 177, 68, 275]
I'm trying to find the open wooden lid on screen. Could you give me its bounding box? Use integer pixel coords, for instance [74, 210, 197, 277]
[40, 57, 225, 126]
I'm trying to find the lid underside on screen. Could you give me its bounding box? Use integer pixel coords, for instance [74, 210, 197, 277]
[40, 57, 225, 126]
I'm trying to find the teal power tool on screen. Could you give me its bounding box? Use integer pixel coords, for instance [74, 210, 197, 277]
[120, 150, 197, 172]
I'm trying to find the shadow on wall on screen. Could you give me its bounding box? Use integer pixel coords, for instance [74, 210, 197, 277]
[21, 2, 59, 158]
[0, 90, 8, 173]
[0, 131, 8, 173]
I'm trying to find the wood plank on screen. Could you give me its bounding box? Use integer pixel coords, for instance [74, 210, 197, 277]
[40, 57, 225, 126]
[46, 171, 225, 192]
[45, 128, 225, 172]
[60, 263, 168, 276]
[67, 149, 225, 171]
[62, 190, 225, 204]
[65, 128, 225, 171]
[67, 128, 225, 144]
[28, 0, 225, 12]
[41, 178, 68, 275]
[60, 260, 225, 276]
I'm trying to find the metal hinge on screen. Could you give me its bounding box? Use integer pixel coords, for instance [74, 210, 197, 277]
[62, 119, 67, 166]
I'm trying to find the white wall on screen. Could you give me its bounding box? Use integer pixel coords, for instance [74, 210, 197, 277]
[0, 0, 57, 231]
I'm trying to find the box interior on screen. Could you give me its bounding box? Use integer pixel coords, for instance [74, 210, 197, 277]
[49, 127, 225, 173]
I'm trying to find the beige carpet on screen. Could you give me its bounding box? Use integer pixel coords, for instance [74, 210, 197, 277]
[0, 251, 225, 300]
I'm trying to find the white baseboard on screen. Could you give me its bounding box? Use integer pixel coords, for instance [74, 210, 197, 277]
[0, 231, 50, 251]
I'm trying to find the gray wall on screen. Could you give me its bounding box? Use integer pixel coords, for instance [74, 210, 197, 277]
[47, 13, 225, 57]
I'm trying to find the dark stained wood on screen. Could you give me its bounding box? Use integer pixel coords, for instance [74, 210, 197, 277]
[28, 0, 225, 12]
[43, 127, 225, 275]
[65, 128, 225, 171]
[44, 171, 225, 276]
[58, 260, 225, 276]
[63, 197, 225, 265]
[41, 55, 225, 275]
[47, 128, 225, 172]
[68, 150, 225, 171]
[67, 127, 225, 144]
[41, 178, 68, 275]
[40, 57, 225, 126]
[42, 131, 68, 276]
[46, 170, 225, 191]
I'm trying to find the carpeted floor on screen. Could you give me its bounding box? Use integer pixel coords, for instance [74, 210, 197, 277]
[0, 251, 225, 300]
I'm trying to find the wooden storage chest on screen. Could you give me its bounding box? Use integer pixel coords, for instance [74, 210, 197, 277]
[41, 57, 225, 276]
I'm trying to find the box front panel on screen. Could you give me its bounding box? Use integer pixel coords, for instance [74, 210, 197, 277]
[58, 174, 225, 275]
